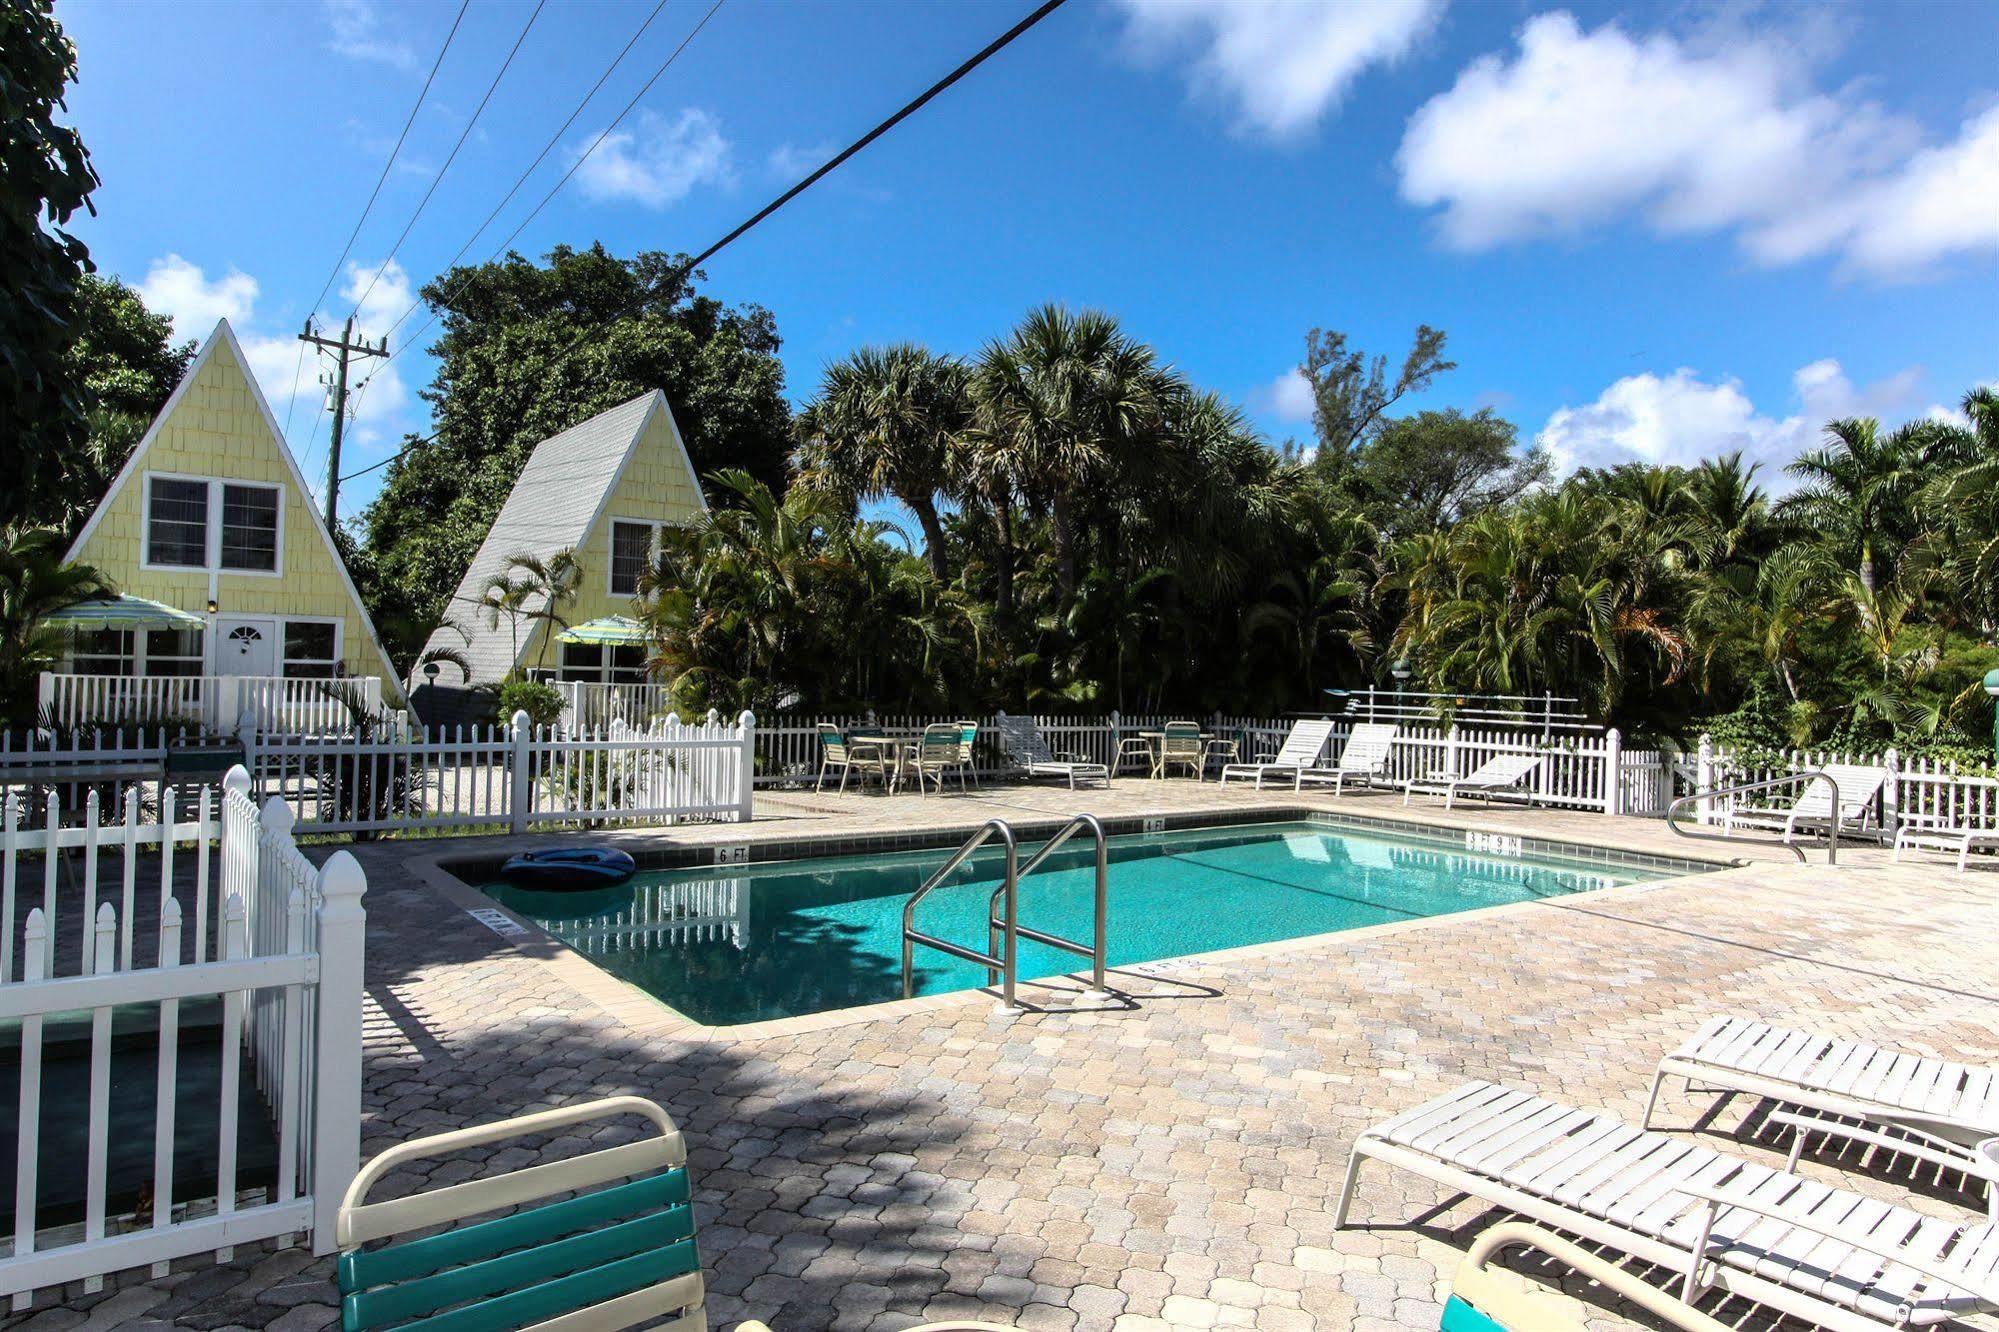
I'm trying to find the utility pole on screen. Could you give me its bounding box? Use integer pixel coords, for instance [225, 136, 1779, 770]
[298, 317, 388, 527]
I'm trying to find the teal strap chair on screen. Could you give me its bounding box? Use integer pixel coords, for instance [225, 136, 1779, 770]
[336, 1096, 724, 1332]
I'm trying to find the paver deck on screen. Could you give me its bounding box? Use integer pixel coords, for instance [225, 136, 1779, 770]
[13, 780, 1995, 1332]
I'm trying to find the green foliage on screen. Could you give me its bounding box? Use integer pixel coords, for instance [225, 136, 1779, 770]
[495, 677, 565, 729]
[0, 527, 114, 724]
[1351, 407, 1548, 534]
[353, 243, 793, 661]
[0, 3, 100, 533]
[1301, 324, 1454, 465]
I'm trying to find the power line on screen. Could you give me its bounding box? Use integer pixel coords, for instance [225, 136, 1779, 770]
[370, 0, 674, 353]
[307, 0, 471, 319]
[346, 0, 548, 324]
[340, 0, 1070, 487]
[368, 0, 721, 372]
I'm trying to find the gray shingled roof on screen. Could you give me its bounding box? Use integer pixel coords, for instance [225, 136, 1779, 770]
[421, 392, 659, 685]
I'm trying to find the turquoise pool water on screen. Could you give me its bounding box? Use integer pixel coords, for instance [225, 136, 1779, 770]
[483, 821, 1672, 1025]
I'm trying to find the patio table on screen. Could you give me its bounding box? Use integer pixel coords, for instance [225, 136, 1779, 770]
[1134, 730, 1214, 780]
[843, 731, 919, 792]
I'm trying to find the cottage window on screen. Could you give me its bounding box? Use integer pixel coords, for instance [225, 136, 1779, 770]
[145, 628, 204, 677]
[71, 629, 135, 677]
[609, 520, 655, 596]
[220, 484, 280, 571]
[146, 478, 209, 567]
[282, 621, 340, 678]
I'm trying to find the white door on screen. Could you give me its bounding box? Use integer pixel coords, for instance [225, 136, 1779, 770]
[214, 616, 279, 677]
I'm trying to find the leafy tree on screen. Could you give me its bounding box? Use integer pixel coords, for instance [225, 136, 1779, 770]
[477, 548, 582, 672]
[0, 528, 112, 723]
[1299, 324, 1454, 467]
[38, 274, 195, 535]
[1780, 416, 1941, 595]
[354, 243, 793, 658]
[1352, 407, 1546, 533]
[795, 344, 970, 582]
[0, 3, 100, 533]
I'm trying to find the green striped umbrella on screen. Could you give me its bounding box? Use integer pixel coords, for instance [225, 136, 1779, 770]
[556, 615, 648, 646]
[43, 595, 205, 630]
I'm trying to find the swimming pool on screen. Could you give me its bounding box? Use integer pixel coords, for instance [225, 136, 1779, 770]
[482, 819, 1681, 1026]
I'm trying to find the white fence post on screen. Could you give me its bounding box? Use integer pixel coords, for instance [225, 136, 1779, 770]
[1696, 734, 1714, 825]
[35, 672, 53, 722]
[736, 711, 756, 823]
[1445, 724, 1462, 780]
[1603, 727, 1623, 815]
[1883, 746, 1900, 834]
[309, 850, 367, 1255]
[508, 709, 532, 835]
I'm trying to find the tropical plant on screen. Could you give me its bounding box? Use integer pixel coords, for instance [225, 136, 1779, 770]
[0, 527, 113, 723]
[477, 548, 582, 670]
[494, 677, 566, 729]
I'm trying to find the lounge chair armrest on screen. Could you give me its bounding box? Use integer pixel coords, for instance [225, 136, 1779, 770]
[1765, 1108, 1999, 1179]
[1895, 811, 1958, 832]
[1680, 1183, 1999, 1302]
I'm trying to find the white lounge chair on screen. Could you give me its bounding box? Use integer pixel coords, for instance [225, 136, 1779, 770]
[1894, 812, 1999, 872]
[1338, 1081, 1999, 1332]
[1447, 1221, 1731, 1332]
[1722, 763, 1888, 844]
[1299, 722, 1399, 794]
[1218, 718, 1336, 789]
[994, 715, 1110, 789]
[1646, 1016, 1999, 1217]
[1403, 752, 1544, 809]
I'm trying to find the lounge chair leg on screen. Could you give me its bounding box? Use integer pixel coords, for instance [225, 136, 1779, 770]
[1786, 1126, 1808, 1173]
[1641, 1066, 1670, 1128]
[1334, 1149, 1367, 1228]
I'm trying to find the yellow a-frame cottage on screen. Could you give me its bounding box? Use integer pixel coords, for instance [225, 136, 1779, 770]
[416, 390, 706, 724]
[53, 319, 402, 730]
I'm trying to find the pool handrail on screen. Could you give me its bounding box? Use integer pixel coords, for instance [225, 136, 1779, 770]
[1665, 771, 1838, 864]
[902, 818, 1020, 1008]
[988, 814, 1108, 996]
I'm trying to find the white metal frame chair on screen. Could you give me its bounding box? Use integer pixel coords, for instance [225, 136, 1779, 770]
[1446, 1221, 1731, 1332]
[1219, 719, 1337, 789]
[1339, 1081, 1999, 1332]
[1299, 722, 1400, 795]
[815, 722, 888, 793]
[1722, 763, 1889, 844]
[994, 715, 1110, 789]
[1894, 812, 1999, 872]
[1645, 1016, 1999, 1218]
[1403, 753, 1544, 809]
[902, 723, 968, 796]
[1157, 721, 1207, 780]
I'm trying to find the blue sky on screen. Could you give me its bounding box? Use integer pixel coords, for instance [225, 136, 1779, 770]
[56, 0, 1998, 519]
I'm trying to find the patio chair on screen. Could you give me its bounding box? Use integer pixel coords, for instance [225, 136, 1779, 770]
[954, 720, 981, 789]
[336, 1096, 713, 1332]
[1338, 1080, 1999, 1332]
[1644, 1015, 1999, 1219]
[1721, 763, 1889, 844]
[994, 715, 1110, 789]
[1893, 810, 1999, 871]
[1299, 722, 1399, 795]
[1218, 719, 1336, 789]
[1158, 721, 1206, 780]
[903, 722, 967, 795]
[815, 722, 885, 793]
[1443, 1221, 1729, 1332]
[1403, 753, 1544, 809]
[336, 1095, 1028, 1332]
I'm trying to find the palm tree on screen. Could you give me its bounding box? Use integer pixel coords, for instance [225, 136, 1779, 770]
[971, 305, 1166, 598]
[478, 548, 583, 672]
[0, 528, 115, 723]
[795, 344, 970, 582]
[1781, 417, 1937, 596]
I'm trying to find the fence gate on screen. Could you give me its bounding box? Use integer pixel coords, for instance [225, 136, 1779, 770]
[0, 769, 365, 1307]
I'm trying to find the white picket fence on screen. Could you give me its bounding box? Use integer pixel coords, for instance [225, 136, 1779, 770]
[0, 769, 364, 1305]
[254, 710, 755, 835]
[1689, 736, 1999, 837]
[38, 673, 385, 737]
[552, 681, 677, 734]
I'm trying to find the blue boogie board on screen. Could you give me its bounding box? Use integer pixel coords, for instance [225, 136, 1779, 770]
[499, 846, 638, 890]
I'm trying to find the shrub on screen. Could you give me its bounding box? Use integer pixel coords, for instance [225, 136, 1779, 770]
[495, 678, 565, 729]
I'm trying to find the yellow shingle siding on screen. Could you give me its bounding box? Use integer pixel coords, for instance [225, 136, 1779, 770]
[70, 334, 404, 699]
[521, 403, 705, 664]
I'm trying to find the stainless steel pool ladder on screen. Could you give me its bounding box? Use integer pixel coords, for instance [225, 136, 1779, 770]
[1664, 770, 1839, 864]
[900, 814, 1109, 1011]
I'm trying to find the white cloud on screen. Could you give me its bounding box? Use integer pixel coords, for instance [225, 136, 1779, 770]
[323, 0, 415, 71]
[1397, 11, 1998, 277]
[1114, 0, 1445, 136]
[1536, 358, 1925, 481]
[1254, 367, 1316, 422]
[137, 255, 258, 341]
[766, 141, 830, 178]
[571, 108, 733, 209]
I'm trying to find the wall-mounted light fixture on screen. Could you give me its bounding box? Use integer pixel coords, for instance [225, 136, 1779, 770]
[206, 599, 219, 614]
